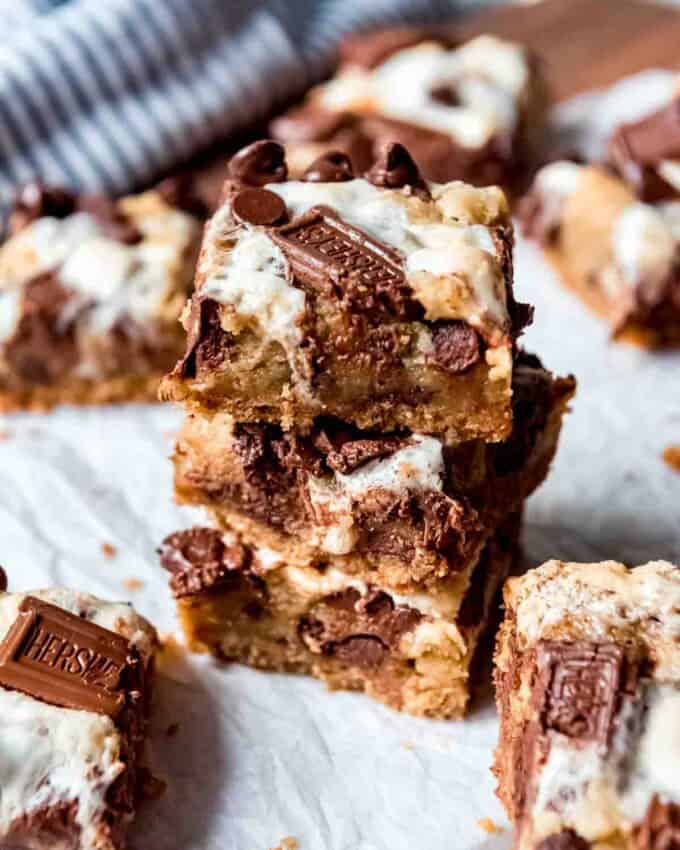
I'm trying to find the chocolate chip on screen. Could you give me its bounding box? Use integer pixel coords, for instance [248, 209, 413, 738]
[366, 141, 429, 195]
[232, 188, 287, 226]
[430, 321, 482, 374]
[159, 527, 251, 598]
[228, 140, 287, 186]
[430, 83, 461, 107]
[333, 636, 388, 669]
[535, 830, 591, 850]
[303, 151, 354, 183]
[0, 566, 6, 592]
[9, 183, 77, 235]
[160, 527, 226, 573]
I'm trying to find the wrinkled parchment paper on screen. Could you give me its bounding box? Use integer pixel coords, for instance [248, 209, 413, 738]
[1, 72, 679, 850]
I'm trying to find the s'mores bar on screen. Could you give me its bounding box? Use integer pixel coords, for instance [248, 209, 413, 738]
[161, 140, 533, 442]
[161, 516, 519, 719]
[520, 90, 680, 347]
[494, 559, 680, 850]
[270, 28, 547, 189]
[172, 354, 574, 591]
[0, 588, 157, 850]
[0, 183, 202, 410]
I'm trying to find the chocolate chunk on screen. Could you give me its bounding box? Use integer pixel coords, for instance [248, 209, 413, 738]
[0, 566, 6, 592]
[159, 527, 250, 597]
[333, 636, 388, 669]
[177, 297, 231, 378]
[535, 830, 591, 850]
[4, 271, 80, 384]
[0, 596, 132, 717]
[607, 98, 680, 201]
[535, 641, 639, 746]
[270, 206, 408, 313]
[303, 151, 354, 183]
[366, 142, 429, 196]
[232, 188, 287, 226]
[430, 321, 483, 374]
[312, 422, 410, 474]
[430, 83, 461, 107]
[228, 140, 287, 186]
[77, 194, 142, 245]
[156, 173, 208, 218]
[9, 183, 77, 235]
[634, 796, 680, 850]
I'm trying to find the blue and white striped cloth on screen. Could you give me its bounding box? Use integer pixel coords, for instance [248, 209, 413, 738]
[0, 0, 483, 203]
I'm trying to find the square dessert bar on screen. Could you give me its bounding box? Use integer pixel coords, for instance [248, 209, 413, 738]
[520, 91, 680, 348]
[161, 139, 533, 442]
[161, 516, 519, 719]
[0, 183, 202, 410]
[494, 559, 680, 850]
[270, 27, 547, 189]
[0, 588, 157, 850]
[172, 353, 573, 591]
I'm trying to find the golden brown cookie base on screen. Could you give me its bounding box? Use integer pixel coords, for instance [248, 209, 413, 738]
[174, 523, 518, 719]
[162, 349, 514, 444]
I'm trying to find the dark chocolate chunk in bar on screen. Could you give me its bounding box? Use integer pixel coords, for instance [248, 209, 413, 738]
[312, 421, 410, 474]
[535, 641, 639, 746]
[535, 830, 591, 850]
[232, 188, 287, 226]
[9, 183, 77, 235]
[228, 140, 288, 186]
[0, 566, 6, 592]
[607, 98, 680, 202]
[160, 527, 250, 597]
[430, 321, 483, 374]
[0, 596, 132, 717]
[303, 151, 354, 183]
[176, 297, 232, 379]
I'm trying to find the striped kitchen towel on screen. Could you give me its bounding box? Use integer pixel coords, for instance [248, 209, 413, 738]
[0, 0, 485, 203]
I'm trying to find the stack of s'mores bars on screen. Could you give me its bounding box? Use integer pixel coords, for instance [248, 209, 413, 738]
[159, 137, 575, 719]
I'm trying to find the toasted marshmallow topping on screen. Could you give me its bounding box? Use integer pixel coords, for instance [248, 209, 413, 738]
[318, 36, 530, 149]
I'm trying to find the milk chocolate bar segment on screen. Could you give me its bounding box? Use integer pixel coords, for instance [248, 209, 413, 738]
[494, 558, 680, 850]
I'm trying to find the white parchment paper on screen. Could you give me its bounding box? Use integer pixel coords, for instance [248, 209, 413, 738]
[1, 73, 679, 850]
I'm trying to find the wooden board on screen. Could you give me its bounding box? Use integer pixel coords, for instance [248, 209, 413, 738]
[458, 0, 680, 101]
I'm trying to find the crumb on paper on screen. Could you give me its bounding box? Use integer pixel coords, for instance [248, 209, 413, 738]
[101, 542, 117, 558]
[663, 445, 680, 472]
[0, 429, 12, 441]
[401, 741, 415, 751]
[166, 722, 180, 737]
[270, 839, 299, 850]
[477, 818, 504, 835]
[122, 577, 144, 591]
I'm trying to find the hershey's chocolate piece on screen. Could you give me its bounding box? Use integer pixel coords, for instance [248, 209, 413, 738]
[228, 140, 287, 186]
[634, 796, 680, 850]
[0, 566, 6, 592]
[303, 151, 354, 183]
[9, 183, 77, 236]
[536, 641, 638, 746]
[535, 831, 591, 850]
[270, 205, 406, 296]
[160, 527, 250, 597]
[232, 188, 287, 226]
[177, 297, 231, 378]
[365, 142, 429, 195]
[0, 596, 131, 717]
[431, 321, 482, 374]
[607, 98, 680, 202]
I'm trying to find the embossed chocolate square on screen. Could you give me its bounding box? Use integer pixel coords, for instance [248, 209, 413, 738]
[494, 558, 680, 850]
[162, 139, 533, 443]
[0, 589, 157, 850]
